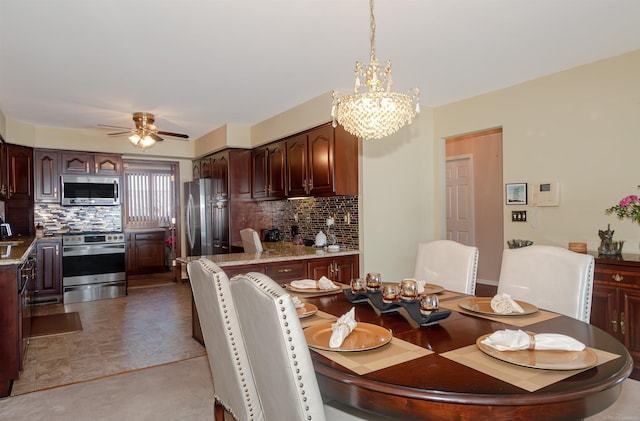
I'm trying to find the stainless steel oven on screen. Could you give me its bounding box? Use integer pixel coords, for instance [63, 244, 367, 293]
[62, 232, 126, 303]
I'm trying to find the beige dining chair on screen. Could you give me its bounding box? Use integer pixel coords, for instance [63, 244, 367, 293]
[413, 240, 479, 295]
[187, 258, 264, 421]
[497, 245, 595, 322]
[240, 228, 263, 253]
[229, 272, 395, 421]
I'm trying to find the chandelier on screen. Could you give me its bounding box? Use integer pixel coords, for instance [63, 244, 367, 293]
[331, 0, 419, 140]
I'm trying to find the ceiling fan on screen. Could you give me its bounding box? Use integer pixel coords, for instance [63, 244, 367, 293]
[98, 112, 189, 149]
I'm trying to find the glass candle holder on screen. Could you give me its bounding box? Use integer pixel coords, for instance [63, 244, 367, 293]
[350, 277, 366, 293]
[381, 283, 400, 303]
[366, 272, 382, 292]
[400, 279, 418, 301]
[420, 294, 439, 315]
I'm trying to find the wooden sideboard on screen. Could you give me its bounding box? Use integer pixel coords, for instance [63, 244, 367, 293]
[591, 253, 640, 380]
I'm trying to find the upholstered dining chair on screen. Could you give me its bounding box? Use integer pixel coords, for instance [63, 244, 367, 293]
[497, 245, 595, 322]
[229, 272, 395, 421]
[240, 228, 263, 253]
[187, 258, 263, 421]
[413, 240, 479, 295]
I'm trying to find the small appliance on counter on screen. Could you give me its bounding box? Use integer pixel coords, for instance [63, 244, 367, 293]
[0, 218, 12, 240]
[262, 228, 281, 242]
[291, 225, 304, 245]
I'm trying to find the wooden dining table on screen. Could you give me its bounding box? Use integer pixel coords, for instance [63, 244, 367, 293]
[300, 289, 633, 421]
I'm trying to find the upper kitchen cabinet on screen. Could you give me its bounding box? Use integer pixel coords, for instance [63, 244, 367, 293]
[251, 141, 286, 200]
[34, 149, 60, 202]
[286, 123, 358, 198]
[61, 152, 122, 175]
[210, 152, 229, 200]
[4, 144, 34, 235]
[199, 156, 211, 179]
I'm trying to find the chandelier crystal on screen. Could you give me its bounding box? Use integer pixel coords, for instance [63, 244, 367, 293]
[331, 0, 419, 140]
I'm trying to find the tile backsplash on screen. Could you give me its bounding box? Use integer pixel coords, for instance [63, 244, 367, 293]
[35, 204, 122, 233]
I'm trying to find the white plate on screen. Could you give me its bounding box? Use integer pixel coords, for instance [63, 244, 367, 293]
[459, 297, 538, 316]
[287, 282, 341, 294]
[304, 322, 392, 352]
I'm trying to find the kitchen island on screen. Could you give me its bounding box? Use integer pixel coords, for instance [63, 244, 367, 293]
[178, 242, 360, 344]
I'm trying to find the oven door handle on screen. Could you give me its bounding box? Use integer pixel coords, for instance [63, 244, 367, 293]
[63, 244, 126, 256]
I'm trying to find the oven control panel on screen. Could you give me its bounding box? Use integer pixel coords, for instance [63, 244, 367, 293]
[63, 232, 125, 245]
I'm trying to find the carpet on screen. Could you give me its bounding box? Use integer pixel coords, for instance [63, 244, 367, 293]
[31, 312, 82, 338]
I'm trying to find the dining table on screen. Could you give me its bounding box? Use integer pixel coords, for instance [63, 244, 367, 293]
[297, 287, 633, 421]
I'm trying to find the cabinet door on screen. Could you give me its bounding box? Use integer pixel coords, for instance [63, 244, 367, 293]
[130, 231, 166, 274]
[93, 154, 121, 175]
[211, 152, 229, 200]
[211, 201, 229, 254]
[308, 258, 331, 281]
[590, 284, 619, 337]
[192, 161, 201, 180]
[229, 149, 252, 199]
[308, 125, 335, 196]
[621, 287, 640, 376]
[61, 153, 92, 174]
[333, 255, 359, 284]
[267, 142, 287, 198]
[6, 144, 33, 201]
[34, 149, 60, 202]
[200, 156, 212, 179]
[251, 147, 268, 199]
[35, 239, 62, 303]
[286, 134, 309, 197]
[265, 261, 307, 285]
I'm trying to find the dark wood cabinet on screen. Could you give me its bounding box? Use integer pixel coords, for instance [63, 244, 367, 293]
[4, 144, 34, 235]
[591, 254, 640, 380]
[35, 238, 62, 303]
[308, 254, 359, 284]
[126, 230, 167, 275]
[34, 149, 60, 202]
[285, 123, 358, 198]
[61, 152, 121, 175]
[252, 142, 286, 200]
[211, 200, 229, 254]
[211, 152, 229, 200]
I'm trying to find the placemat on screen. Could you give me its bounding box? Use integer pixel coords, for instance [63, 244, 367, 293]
[286, 283, 349, 298]
[300, 310, 338, 328]
[441, 344, 620, 392]
[439, 296, 561, 327]
[435, 290, 463, 301]
[310, 336, 433, 375]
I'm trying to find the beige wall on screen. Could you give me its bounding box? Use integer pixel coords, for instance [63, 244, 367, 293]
[436, 49, 640, 267]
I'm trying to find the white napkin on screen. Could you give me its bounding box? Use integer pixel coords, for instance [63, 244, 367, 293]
[329, 307, 357, 348]
[416, 280, 426, 294]
[490, 293, 525, 314]
[291, 295, 304, 309]
[481, 329, 586, 352]
[290, 276, 337, 290]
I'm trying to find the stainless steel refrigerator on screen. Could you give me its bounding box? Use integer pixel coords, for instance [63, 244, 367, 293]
[185, 178, 213, 256]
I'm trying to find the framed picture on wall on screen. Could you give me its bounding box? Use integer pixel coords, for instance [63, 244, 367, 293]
[506, 183, 527, 205]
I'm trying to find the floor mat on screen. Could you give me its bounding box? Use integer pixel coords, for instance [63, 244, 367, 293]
[31, 312, 82, 338]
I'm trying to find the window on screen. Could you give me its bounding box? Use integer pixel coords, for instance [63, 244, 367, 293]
[123, 160, 178, 229]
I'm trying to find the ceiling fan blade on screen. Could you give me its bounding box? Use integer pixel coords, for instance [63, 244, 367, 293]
[149, 132, 164, 142]
[98, 124, 133, 130]
[107, 131, 133, 136]
[157, 131, 189, 139]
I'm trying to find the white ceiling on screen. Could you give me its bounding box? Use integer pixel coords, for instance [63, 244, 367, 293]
[2, 0, 640, 141]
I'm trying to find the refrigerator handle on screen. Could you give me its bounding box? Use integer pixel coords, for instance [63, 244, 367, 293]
[186, 193, 196, 251]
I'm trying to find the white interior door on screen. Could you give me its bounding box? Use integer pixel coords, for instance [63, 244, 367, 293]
[446, 155, 475, 245]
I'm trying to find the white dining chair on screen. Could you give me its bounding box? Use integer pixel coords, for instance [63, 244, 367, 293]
[187, 258, 263, 421]
[229, 272, 395, 421]
[497, 245, 595, 322]
[413, 240, 479, 295]
[240, 228, 263, 253]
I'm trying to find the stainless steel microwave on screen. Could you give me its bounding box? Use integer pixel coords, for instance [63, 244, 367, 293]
[60, 175, 120, 206]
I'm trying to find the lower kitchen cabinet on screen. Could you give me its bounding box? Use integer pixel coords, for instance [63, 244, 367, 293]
[308, 255, 359, 284]
[35, 238, 62, 304]
[126, 230, 167, 275]
[591, 254, 640, 380]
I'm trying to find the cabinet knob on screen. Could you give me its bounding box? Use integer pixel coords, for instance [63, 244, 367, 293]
[611, 310, 618, 333]
[612, 273, 624, 282]
[278, 268, 292, 273]
[621, 312, 625, 335]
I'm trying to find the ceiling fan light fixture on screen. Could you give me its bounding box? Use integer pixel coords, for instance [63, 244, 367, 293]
[331, 0, 419, 140]
[129, 133, 141, 146]
[140, 134, 155, 149]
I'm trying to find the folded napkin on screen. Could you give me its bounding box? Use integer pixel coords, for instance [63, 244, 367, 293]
[290, 276, 337, 290]
[416, 280, 426, 294]
[329, 307, 357, 348]
[291, 295, 304, 309]
[490, 293, 525, 314]
[481, 329, 586, 352]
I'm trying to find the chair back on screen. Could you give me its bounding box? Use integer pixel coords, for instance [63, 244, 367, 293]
[497, 245, 595, 322]
[240, 228, 263, 253]
[413, 240, 479, 295]
[187, 259, 263, 421]
[229, 272, 327, 421]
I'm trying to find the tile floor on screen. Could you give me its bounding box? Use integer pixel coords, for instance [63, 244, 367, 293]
[11, 274, 205, 396]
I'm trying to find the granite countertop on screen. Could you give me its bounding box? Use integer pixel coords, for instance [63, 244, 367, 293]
[0, 237, 38, 265]
[177, 242, 359, 267]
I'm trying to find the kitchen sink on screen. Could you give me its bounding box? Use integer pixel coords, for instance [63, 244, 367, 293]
[0, 241, 24, 246]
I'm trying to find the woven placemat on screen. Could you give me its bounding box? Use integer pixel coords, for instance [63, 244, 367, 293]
[439, 296, 561, 327]
[441, 344, 620, 392]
